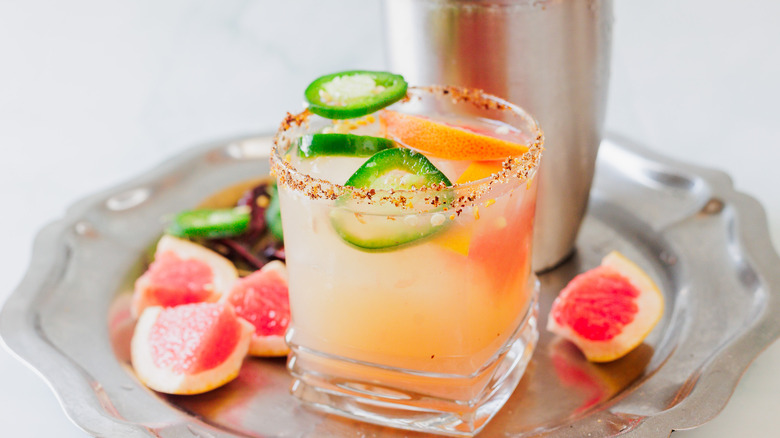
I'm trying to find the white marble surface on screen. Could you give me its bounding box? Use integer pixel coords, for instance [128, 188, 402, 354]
[1, 0, 778, 436]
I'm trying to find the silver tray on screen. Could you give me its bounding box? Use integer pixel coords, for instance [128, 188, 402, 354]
[2, 134, 779, 437]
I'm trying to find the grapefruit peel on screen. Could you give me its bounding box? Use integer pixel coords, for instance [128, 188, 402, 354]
[547, 251, 664, 362]
[132, 235, 238, 318]
[131, 303, 253, 395]
[379, 110, 528, 161]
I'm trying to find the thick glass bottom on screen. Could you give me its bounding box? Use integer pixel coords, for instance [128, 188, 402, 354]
[286, 285, 539, 437]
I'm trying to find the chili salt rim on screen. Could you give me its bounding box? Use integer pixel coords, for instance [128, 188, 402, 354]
[270, 85, 544, 211]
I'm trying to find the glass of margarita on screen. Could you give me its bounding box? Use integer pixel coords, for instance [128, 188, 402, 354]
[271, 83, 543, 436]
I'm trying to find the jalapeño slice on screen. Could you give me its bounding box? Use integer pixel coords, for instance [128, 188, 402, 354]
[168, 207, 250, 239]
[331, 148, 452, 250]
[265, 183, 284, 241]
[305, 70, 407, 119]
[298, 133, 395, 158]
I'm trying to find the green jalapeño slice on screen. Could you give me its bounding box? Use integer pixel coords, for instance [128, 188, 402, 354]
[265, 183, 284, 241]
[168, 206, 250, 239]
[298, 133, 395, 158]
[343, 148, 451, 189]
[304, 70, 407, 119]
[331, 148, 452, 250]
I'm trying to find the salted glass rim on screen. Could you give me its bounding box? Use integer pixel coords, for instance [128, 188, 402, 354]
[270, 85, 544, 211]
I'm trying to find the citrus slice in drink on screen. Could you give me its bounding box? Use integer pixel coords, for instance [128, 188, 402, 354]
[456, 161, 504, 184]
[132, 235, 238, 318]
[223, 261, 291, 357]
[547, 251, 665, 362]
[131, 302, 253, 395]
[379, 110, 528, 160]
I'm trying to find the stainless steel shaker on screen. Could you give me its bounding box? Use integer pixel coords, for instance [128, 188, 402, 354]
[383, 0, 613, 271]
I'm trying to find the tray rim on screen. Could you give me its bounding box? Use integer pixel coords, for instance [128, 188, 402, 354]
[598, 133, 780, 434]
[2, 132, 779, 437]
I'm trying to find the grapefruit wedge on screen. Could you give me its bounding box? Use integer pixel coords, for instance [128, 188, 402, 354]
[379, 110, 528, 160]
[131, 302, 253, 395]
[547, 251, 664, 362]
[132, 235, 238, 318]
[223, 261, 291, 357]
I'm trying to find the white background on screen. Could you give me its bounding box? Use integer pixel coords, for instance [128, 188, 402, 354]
[1, 0, 779, 436]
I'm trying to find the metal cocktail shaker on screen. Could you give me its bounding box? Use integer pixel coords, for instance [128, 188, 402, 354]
[383, 0, 613, 271]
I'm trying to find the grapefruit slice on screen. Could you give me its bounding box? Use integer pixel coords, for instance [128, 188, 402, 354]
[547, 251, 664, 362]
[223, 261, 291, 357]
[431, 225, 473, 256]
[455, 160, 504, 184]
[132, 235, 238, 318]
[131, 302, 253, 395]
[379, 110, 528, 160]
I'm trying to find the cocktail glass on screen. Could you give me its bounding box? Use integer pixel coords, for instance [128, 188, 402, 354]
[270, 86, 543, 436]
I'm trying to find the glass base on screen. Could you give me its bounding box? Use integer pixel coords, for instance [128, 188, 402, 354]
[286, 288, 539, 437]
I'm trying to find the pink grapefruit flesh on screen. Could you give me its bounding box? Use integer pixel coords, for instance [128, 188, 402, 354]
[150, 302, 241, 374]
[547, 251, 664, 362]
[223, 261, 290, 357]
[131, 302, 253, 395]
[132, 235, 238, 318]
[141, 251, 215, 308]
[551, 266, 639, 341]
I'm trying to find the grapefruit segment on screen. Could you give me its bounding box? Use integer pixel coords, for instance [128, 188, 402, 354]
[131, 302, 253, 395]
[431, 225, 472, 256]
[547, 251, 664, 362]
[132, 235, 238, 318]
[223, 261, 291, 357]
[379, 110, 528, 160]
[455, 161, 504, 184]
